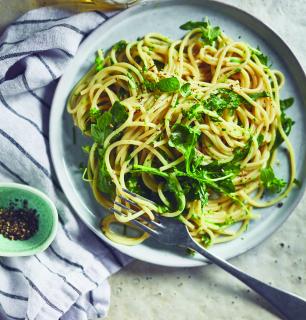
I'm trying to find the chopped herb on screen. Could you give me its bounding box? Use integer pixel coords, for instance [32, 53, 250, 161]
[273, 97, 295, 150]
[260, 166, 286, 194]
[89, 107, 101, 120]
[257, 133, 264, 146]
[113, 40, 127, 51]
[157, 77, 180, 92]
[180, 83, 191, 97]
[229, 57, 241, 63]
[251, 47, 270, 66]
[205, 89, 242, 114]
[180, 18, 221, 46]
[97, 148, 115, 197]
[82, 145, 91, 153]
[202, 234, 212, 247]
[95, 49, 104, 71]
[249, 92, 270, 100]
[143, 79, 156, 91]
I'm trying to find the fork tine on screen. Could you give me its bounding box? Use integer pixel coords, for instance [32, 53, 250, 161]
[119, 195, 164, 228]
[119, 195, 138, 207]
[129, 219, 159, 235]
[114, 201, 135, 213]
[110, 207, 158, 235]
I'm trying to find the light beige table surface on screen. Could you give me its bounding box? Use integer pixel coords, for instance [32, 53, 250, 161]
[0, 1, 305, 319]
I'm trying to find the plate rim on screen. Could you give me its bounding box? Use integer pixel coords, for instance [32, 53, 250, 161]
[49, 0, 306, 267]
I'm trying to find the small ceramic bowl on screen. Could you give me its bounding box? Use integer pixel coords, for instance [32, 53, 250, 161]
[0, 183, 58, 257]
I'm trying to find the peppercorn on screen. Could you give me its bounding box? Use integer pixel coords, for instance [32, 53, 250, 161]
[0, 200, 39, 241]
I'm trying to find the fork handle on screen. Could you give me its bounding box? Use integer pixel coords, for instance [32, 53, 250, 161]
[188, 241, 306, 320]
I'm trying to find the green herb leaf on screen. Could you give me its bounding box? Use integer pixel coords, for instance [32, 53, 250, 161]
[113, 40, 127, 51]
[205, 89, 242, 115]
[260, 166, 286, 194]
[280, 97, 294, 110]
[180, 83, 191, 97]
[82, 145, 91, 153]
[202, 234, 212, 247]
[89, 107, 101, 120]
[273, 97, 295, 149]
[157, 77, 180, 92]
[143, 79, 157, 92]
[251, 47, 270, 66]
[180, 19, 221, 45]
[131, 165, 168, 178]
[111, 101, 128, 126]
[257, 133, 264, 146]
[169, 124, 200, 173]
[97, 148, 115, 197]
[90, 101, 128, 145]
[249, 92, 270, 100]
[180, 20, 208, 30]
[91, 112, 112, 144]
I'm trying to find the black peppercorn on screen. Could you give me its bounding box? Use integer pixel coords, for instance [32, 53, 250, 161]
[0, 200, 39, 241]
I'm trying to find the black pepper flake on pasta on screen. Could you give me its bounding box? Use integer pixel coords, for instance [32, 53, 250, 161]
[0, 200, 39, 241]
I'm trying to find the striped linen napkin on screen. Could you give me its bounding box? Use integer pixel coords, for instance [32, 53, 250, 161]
[0, 7, 132, 320]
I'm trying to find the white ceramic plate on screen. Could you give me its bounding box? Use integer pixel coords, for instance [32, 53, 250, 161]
[50, 0, 306, 267]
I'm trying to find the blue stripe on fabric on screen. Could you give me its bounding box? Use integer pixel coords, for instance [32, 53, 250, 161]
[0, 91, 47, 140]
[21, 74, 51, 109]
[0, 261, 64, 315]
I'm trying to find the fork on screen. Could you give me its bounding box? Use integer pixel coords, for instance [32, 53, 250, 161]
[111, 192, 306, 320]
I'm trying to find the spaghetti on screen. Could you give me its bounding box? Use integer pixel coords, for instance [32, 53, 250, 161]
[67, 19, 296, 247]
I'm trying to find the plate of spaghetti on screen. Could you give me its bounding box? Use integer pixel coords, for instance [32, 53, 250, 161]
[50, 0, 306, 267]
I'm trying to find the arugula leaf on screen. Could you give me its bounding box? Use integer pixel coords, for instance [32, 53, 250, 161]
[169, 124, 200, 173]
[131, 166, 186, 212]
[113, 40, 127, 51]
[260, 166, 286, 194]
[97, 148, 116, 197]
[180, 20, 208, 30]
[180, 83, 191, 97]
[248, 92, 270, 100]
[280, 97, 294, 110]
[91, 111, 112, 144]
[273, 97, 295, 149]
[157, 77, 180, 92]
[180, 19, 221, 45]
[203, 139, 252, 180]
[131, 165, 168, 178]
[251, 47, 269, 66]
[90, 101, 128, 145]
[180, 177, 209, 207]
[164, 173, 186, 212]
[111, 101, 128, 126]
